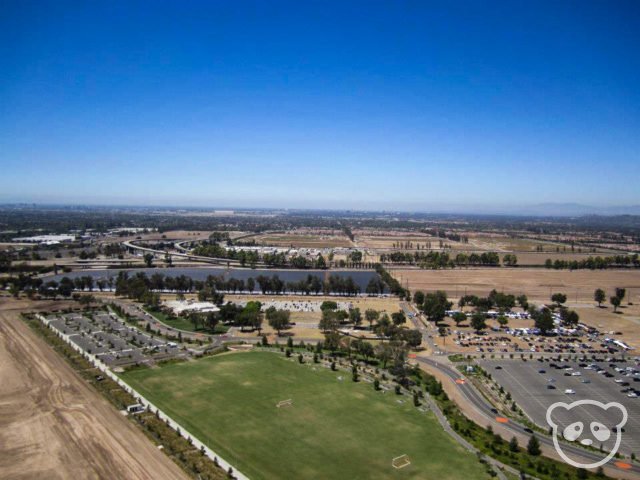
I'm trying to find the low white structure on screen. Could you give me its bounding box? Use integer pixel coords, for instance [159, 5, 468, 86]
[164, 300, 220, 315]
[12, 234, 76, 244]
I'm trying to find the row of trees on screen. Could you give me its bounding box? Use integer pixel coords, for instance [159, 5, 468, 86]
[379, 251, 504, 268]
[108, 272, 374, 300]
[545, 254, 640, 270]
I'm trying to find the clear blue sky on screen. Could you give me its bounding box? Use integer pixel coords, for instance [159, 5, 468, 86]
[1, 1, 639, 211]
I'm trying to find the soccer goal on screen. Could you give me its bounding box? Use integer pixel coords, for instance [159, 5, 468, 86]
[276, 399, 293, 408]
[392, 454, 411, 469]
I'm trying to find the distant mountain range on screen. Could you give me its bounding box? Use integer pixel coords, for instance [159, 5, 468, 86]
[500, 203, 640, 217]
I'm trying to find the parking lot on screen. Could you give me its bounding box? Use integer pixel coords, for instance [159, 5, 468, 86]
[47, 312, 187, 367]
[478, 358, 640, 456]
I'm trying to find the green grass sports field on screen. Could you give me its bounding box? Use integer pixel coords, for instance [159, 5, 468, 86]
[121, 351, 488, 480]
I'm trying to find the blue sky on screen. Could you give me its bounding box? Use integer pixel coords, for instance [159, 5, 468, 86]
[1, 1, 639, 211]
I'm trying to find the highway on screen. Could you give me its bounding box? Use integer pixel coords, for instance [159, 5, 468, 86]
[122, 240, 267, 268]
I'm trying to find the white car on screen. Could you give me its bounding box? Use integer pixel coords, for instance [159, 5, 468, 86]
[571, 372, 582, 376]
[565, 389, 576, 395]
[628, 393, 638, 398]
[615, 379, 624, 383]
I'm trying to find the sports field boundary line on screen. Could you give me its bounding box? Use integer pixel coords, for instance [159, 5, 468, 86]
[37, 314, 250, 480]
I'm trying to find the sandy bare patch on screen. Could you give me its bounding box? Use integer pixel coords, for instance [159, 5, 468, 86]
[0, 307, 187, 480]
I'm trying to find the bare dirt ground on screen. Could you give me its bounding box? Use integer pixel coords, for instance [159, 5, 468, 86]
[397, 268, 640, 350]
[0, 301, 188, 480]
[254, 233, 352, 248]
[394, 268, 640, 303]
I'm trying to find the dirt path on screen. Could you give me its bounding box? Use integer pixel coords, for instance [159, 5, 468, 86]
[0, 308, 188, 480]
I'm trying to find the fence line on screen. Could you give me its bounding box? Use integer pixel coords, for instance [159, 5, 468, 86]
[37, 314, 249, 480]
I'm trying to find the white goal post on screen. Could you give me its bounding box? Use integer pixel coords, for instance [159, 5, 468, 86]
[276, 399, 293, 408]
[392, 454, 411, 469]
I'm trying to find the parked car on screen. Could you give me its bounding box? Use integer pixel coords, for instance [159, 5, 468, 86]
[565, 389, 576, 394]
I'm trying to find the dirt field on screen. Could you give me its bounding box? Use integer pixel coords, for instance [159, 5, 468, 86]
[255, 233, 352, 248]
[0, 303, 188, 480]
[397, 268, 640, 350]
[394, 268, 640, 303]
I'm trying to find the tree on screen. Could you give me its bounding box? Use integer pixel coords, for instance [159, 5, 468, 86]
[319, 309, 339, 332]
[349, 307, 362, 327]
[143, 253, 154, 268]
[58, 277, 74, 298]
[365, 309, 379, 331]
[320, 300, 338, 311]
[551, 293, 567, 307]
[391, 311, 406, 326]
[470, 313, 487, 333]
[594, 288, 606, 307]
[497, 315, 509, 328]
[402, 329, 422, 349]
[267, 309, 291, 336]
[503, 254, 518, 266]
[206, 311, 220, 333]
[527, 435, 541, 456]
[189, 312, 201, 331]
[452, 311, 466, 327]
[611, 296, 621, 313]
[516, 294, 529, 310]
[534, 308, 555, 335]
[509, 436, 519, 452]
[413, 291, 425, 307]
[78, 294, 95, 307]
[561, 309, 579, 328]
[324, 332, 341, 352]
[315, 254, 327, 269]
[615, 288, 626, 303]
[421, 291, 452, 324]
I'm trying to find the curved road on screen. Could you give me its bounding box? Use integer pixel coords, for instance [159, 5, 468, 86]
[123, 240, 266, 268]
[417, 357, 640, 477]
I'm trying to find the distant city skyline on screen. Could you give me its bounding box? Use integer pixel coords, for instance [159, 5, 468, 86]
[2, 1, 639, 210]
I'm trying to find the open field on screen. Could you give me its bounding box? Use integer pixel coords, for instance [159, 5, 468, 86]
[121, 351, 488, 480]
[394, 268, 640, 303]
[0, 307, 188, 480]
[254, 233, 353, 248]
[355, 234, 435, 249]
[513, 252, 620, 266]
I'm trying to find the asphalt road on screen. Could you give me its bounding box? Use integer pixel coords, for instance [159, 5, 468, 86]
[417, 357, 640, 477]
